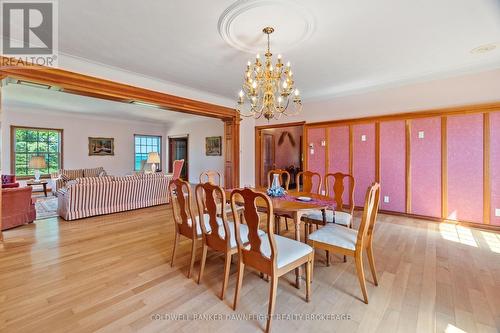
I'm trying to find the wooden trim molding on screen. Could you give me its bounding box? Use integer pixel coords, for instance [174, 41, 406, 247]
[375, 122, 380, 183]
[441, 116, 448, 220]
[0, 57, 235, 119]
[405, 120, 411, 214]
[484, 113, 491, 224]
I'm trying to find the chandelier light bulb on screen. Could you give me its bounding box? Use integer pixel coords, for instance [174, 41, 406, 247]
[252, 81, 257, 89]
[286, 61, 291, 67]
[294, 89, 300, 96]
[283, 81, 288, 88]
[247, 61, 251, 67]
[256, 53, 260, 59]
[239, 90, 244, 98]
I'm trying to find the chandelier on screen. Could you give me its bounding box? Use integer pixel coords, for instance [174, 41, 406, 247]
[236, 27, 302, 121]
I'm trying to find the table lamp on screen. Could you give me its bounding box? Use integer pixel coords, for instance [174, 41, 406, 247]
[147, 152, 161, 173]
[29, 155, 47, 182]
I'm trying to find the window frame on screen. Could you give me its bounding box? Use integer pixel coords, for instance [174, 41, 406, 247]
[134, 134, 162, 171]
[10, 125, 64, 180]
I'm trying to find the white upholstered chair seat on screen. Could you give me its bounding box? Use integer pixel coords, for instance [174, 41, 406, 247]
[304, 209, 352, 227]
[218, 222, 266, 248]
[308, 224, 358, 250]
[256, 234, 313, 268]
[187, 213, 222, 236]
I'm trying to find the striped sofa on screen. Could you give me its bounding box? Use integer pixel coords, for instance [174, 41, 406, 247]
[51, 167, 107, 193]
[57, 173, 171, 220]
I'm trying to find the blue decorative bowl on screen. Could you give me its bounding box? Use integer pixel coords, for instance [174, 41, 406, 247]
[267, 186, 286, 198]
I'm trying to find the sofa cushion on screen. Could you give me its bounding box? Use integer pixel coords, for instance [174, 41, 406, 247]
[75, 176, 114, 184]
[83, 167, 105, 178]
[61, 169, 84, 180]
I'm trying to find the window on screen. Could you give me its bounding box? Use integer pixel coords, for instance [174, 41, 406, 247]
[134, 135, 162, 171]
[11, 126, 63, 177]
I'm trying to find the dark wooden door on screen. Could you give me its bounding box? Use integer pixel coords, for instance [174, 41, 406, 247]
[169, 137, 188, 180]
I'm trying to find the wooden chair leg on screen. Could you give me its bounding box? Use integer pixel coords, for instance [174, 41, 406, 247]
[275, 216, 281, 235]
[285, 217, 289, 231]
[304, 222, 309, 243]
[343, 255, 347, 263]
[305, 260, 312, 302]
[170, 232, 179, 267]
[233, 260, 245, 310]
[366, 245, 378, 286]
[266, 275, 278, 333]
[197, 243, 208, 284]
[326, 250, 330, 267]
[355, 252, 368, 304]
[187, 238, 197, 279]
[221, 253, 232, 300]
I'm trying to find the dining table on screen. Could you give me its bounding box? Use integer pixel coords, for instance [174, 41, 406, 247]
[225, 187, 335, 288]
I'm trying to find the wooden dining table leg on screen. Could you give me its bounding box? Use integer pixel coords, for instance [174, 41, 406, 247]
[293, 211, 302, 289]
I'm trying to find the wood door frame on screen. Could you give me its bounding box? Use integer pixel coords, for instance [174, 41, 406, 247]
[0, 57, 240, 240]
[255, 121, 305, 187]
[168, 136, 189, 180]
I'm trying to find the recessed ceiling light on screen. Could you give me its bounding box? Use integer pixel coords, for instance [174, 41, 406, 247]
[471, 43, 497, 54]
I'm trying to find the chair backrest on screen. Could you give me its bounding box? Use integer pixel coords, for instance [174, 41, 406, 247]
[169, 178, 196, 238]
[172, 159, 184, 180]
[355, 183, 381, 250]
[325, 172, 355, 215]
[366, 182, 381, 243]
[195, 182, 231, 251]
[199, 170, 222, 187]
[296, 171, 322, 194]
[267, 169, 291, 191]
[230, 188, 276, 274]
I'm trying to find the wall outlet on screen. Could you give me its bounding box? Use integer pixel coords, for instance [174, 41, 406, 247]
[321, 140, 326, 147]
[384, 196, 390, 203]
[361, 134, 367, 142]
[496, 208, 500, 217]
[418, 131, 425, 139]
[321, 190, 326, 195]
[310, 148, 314, 155]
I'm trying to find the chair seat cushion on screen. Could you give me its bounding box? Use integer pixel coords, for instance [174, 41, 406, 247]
[257, 234, 313, 268]
[308, 224, 358, 250]
[218, 222, 265, 248]
[187, 214, 222, 236]
[304, 209, 352, 227]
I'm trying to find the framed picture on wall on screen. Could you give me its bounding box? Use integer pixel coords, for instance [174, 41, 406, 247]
[205, 136, 222, 156]
[88, 137, 115, 156]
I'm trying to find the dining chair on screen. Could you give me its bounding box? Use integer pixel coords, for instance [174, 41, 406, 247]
[307, 182, 381, 304]
[296, 171, 322, 194]
[195, 182, 264, 301]
[199, 170, 222, 186]
[303, 172, 355, 232]
[169, 178, 207, 278]
[267, 169, 291, 233]
[231, 188, 314, 333]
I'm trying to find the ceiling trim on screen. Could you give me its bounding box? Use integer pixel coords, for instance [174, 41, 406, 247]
[0, 56, 237, 119]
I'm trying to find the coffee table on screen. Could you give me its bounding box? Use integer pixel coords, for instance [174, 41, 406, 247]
[26, 180, 49, 197]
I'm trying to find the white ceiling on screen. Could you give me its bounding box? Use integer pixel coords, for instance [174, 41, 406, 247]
[2, 83, 213, 125]
[53, 0, 500, 102]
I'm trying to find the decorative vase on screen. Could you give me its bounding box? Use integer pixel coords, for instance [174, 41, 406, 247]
[271, 173, 281, 189]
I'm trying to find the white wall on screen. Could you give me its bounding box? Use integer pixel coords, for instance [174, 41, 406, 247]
[166, 119, 225, 184]
[2, 107, 168, 176]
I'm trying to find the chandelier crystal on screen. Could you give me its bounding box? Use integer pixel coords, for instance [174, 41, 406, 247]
[236, 27, 302, 121]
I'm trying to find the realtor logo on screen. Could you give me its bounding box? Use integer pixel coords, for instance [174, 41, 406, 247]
[1, 0, 58, 66]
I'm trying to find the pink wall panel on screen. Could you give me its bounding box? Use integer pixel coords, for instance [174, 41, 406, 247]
[410, 117, 442, 218]
[490, 112, 500, 225]
[327, 126, 350, 202]
[306, 127, 326, 191]
[447, 114, 483, 223]
[353, 124, 375, 206]
[380, 121, 406, 212]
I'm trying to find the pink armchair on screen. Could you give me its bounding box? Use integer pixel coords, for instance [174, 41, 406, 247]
[2, 187, 36, 230]
[2, 175, 20, 189]
[172, 159, 184, 180]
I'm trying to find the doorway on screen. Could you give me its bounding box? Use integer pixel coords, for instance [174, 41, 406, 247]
[169, 136, 188, 180]
[255, 122, 305, 188]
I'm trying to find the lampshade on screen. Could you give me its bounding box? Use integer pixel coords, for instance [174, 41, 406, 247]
[29, 155, 47, 169]
[147, 152, 161, 164]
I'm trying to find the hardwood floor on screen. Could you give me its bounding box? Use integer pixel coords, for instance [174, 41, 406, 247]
[1, 205, 499, 333]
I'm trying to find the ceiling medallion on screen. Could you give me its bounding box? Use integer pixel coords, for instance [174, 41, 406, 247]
[217, 0, 315, 54]
[236, 27, 302, 121]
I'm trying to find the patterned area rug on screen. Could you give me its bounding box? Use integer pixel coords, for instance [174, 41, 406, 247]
[34, 195, 58, 220]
